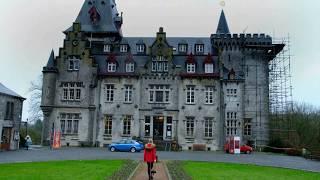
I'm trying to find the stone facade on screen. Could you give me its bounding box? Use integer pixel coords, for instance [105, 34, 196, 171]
[0, 83, 25, 151]
[41, 0, 284, 150]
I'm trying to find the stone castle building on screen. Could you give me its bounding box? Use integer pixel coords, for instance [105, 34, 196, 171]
[41, 0, 284, 150]
[0, 83, 25, 151]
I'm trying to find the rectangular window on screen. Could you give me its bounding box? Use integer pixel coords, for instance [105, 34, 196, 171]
[226, 112, 238, 136]
[124, 85, 133, 103]
[62, 82, 82, 101]
[152, 56, 168, 72]
[145, 116, 151, 137]
[68, 56, 80, 71]
[149, 85, 170, 103]
[5, 102, 14, 120]
[186, 117, 195, 137]
[186, 86, 195, 104]
[187, 63, 195, 73]
[166, 117, 173, 138]
[60, 113, 80, 135]
[244, 118, 252, 136]
[126, 63, 135, 72]
[120, 45, 128, 52]
[60, 120, 65, 134]
[226, 88, 237, 97]
[205, 86, 214, 104]
[123, 115, 132, 135]
[205, 64, 214, 73]
[104, 44, 111, 52]
[195, 44, 204, 53]
[104, 115, 112, 135]
[107, 63, 116, 72]
[105, 84, 114, 102]
[178, 44, 187, 53]
[137, 45, 145, 53]
[204, 118, 214, 138]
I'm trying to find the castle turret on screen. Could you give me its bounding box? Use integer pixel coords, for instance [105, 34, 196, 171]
[216, 10, 230, 34]
[41, 50, 58, 145]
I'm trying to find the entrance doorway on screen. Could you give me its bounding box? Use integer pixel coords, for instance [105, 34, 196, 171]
[1, 128, 11, 150]
[153, 116, 164, 140]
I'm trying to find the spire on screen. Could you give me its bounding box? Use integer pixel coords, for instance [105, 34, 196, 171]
[216, 10, 230, 34]
[46, 50, 55, 68]
[66, 0, 122, 36]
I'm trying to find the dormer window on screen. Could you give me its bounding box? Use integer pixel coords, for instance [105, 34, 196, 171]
[137, 44, 145, 53]
[195, 44, 204, 53]
[205, 64, 214, 73]
[187, 63, 196, 73]
[178, 44, 188, 53]
[104, 44, 111, 52]
[107, 62, 117, 72]
[151, 56, 168, 72]
[120, 45, 128, 53]
[126, 63, 135, 72]
[68, 56, 80, 71]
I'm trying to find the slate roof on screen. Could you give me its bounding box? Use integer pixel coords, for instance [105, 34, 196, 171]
[216, 10, 230, 34]
[46, 50, 55, 68]
[0, 83, 25, 100]
[65, 0, 121, 34]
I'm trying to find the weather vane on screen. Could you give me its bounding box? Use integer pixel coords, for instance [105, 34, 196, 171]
[220, 0, 226, 7]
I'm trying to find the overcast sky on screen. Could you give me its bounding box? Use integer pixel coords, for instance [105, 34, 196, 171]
[0, 0, 319, 120]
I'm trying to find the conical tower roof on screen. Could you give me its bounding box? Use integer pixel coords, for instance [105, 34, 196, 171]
[46, 50, 55, 68]
[66, 0, 122, 35]
[216, 10, 230, 34]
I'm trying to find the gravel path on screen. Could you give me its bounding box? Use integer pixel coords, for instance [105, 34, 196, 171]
[0, 147, 319, 172]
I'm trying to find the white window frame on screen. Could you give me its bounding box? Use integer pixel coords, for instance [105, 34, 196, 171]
[62, 82, 82, 101]
[60, 113, 80, 135]
[195, 44, 204, 53]
[226, 88, 237, 97]
[137, 44, 145, 53]
[149, 85, 170, 103]
[187, 63, 196, 73]
[124, 85, 133, 103]
[105, 84, 114, 102]
[104, 115, 112, 136]
[126, 63, 135, 72]
[205, 86, 214, 104]
[186, 86, 195, 104]
[103, 44, 111, 52]
[120, 45, 128, 53]
[123, 115, 132, 136]
[68, 56, 80, 71]
[107, 62, 117, 72]
[205, 64, 214, 73]
[186, 117, 195, 137]
[226, 112, 238, 136]
[204, 118, 214, 138]
[151, 56, 168, 72]
[178, 44, 187, 53]
[244, 118, 252, 136]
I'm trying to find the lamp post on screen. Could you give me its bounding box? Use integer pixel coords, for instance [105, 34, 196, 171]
[25, 118, 28, 136]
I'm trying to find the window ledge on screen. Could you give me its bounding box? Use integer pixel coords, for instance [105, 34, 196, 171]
[203, 137, 214, 140]
[204, 103, 214, 106]
[123, 102, 133, 104]
[185, 103, 196, 105]
[121, 135, 131, 137]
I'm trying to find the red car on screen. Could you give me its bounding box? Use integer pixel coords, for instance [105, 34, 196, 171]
[240, 145, 253, 154]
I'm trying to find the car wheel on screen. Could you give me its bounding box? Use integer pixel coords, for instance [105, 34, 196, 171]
[110, 147, 116, 152]
[130, 147, 136, 153]
[246, 150, 251, 154]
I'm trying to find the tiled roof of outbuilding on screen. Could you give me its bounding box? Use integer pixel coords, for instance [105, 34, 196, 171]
[0, 83, 25, 100]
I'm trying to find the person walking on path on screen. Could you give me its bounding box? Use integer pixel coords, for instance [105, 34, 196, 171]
[144, 139, 157, 180]
[25, 135, 32, 150]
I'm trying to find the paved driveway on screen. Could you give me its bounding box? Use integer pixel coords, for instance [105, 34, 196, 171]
[0, 147, 319, 172]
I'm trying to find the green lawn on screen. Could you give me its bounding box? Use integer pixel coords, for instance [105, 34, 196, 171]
[183, 161, 320, 180]
[0, 160, 124, 180]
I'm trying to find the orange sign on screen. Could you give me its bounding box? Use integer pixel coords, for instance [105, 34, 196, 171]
[53, 131, 61, 149]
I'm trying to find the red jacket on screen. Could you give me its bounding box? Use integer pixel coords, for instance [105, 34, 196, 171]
[144, 143, 156, 163]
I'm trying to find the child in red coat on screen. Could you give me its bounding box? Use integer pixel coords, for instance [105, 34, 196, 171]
[144, 139, 157, 180]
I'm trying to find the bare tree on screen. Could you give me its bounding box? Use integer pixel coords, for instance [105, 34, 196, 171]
[28, 75, 43, 123]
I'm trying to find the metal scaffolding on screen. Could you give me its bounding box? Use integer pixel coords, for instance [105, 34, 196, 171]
[269, 35, 294, 143]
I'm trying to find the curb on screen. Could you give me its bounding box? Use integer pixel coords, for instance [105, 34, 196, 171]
[128, 161, 141, 180]
[163, 161, 173, 180]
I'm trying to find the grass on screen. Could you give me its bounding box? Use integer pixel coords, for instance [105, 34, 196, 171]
[0, 160, 124, 180]
[183, 161, 320, 180]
